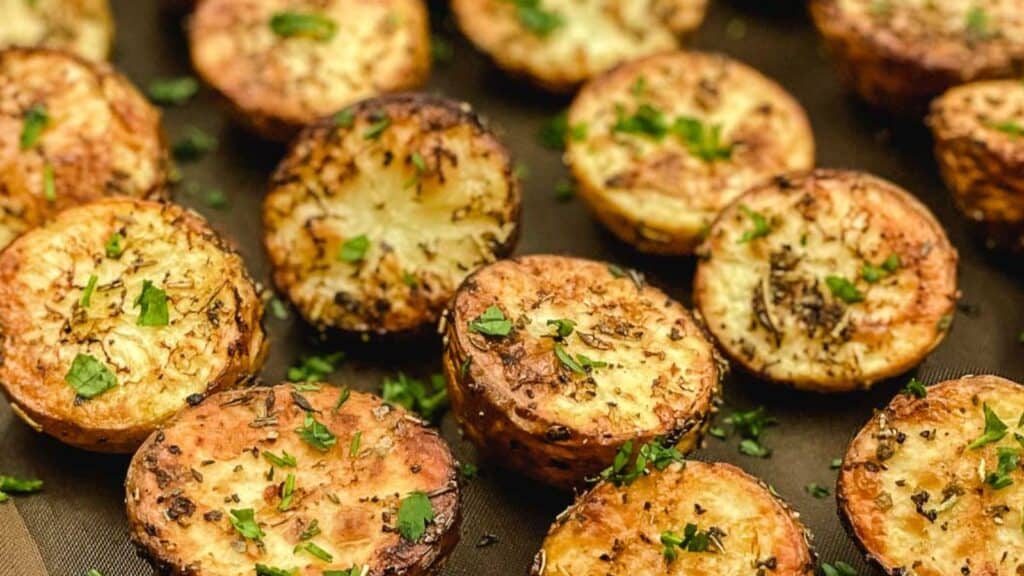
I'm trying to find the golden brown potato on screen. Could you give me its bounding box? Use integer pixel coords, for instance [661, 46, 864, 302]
[189, 0, 431, 141]
[451, 0, 707, 92]
[126, 385, 460, 576]
[930, 80, 1024, 251]
[694, 169, 958, 392]
[532, 461, 815, 575]
[442, 254, 721, 489]
[0, 198, 266, 452]
[838, 375, 1024, 575]
[0, 47, 169, 250]
[264, 94, 520, 336]
[811, 0, 1024, 115]
[566, 51, 815, 255]
[0, 0, 113, 61]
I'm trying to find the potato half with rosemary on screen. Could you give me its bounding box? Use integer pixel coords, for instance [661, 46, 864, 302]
[566, 51, 815, 255]
[442, 254, 720, 489]
[0, 47, 169, 250]
[930, 80, 1024, 251]
[0, 0, 114, 61]
[811, 0, 1024, 115]
[451, 0, 707, 92]
[189, 0, 431, 140]
[694, 170, 958, 392]
[264, 94, 520, 336]
[531, 460, 815, 575]
[0, 198, 266, 452]
[838, 375, 1024, 575]
[126, 385, 460, 576]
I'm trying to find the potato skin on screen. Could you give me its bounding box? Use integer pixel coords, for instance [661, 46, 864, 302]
[838, 375, 1024, 576]
[811, 0, 1024, 115]
[929, 80, 1024, 251]
[567, 51, 815, 255]
[126, 386, 461, 576]
[264, 94, 520, 336]
[0, 198, 266, 452]
[189, 0, 431, 141]
[451, 0, 707, 92]
[694, 169, 958, 392]
[532, 461, 815, 575]
[442, 255, 721, 490]
[0, 0, 114, 61]
[0, 47, 169, 249]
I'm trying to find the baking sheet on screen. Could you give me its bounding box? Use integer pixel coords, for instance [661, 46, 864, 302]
[2, 1, 1024, 574]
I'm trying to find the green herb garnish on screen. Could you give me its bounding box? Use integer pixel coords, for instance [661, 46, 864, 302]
[349, 431, 362, 458]
[229, 508, 264, 540]
[985, 447, 1020, 490]
[334, 108, 355, 128]
[20, 105, 48, 149]
[135, 280, 169, 326]
[362, 115, 391, 140]
[263, 450, 297, 468]
[546, 318, 575, 339]
[612, 103, 670, 139]
[969, 403, 1009, 449]
[506, 0, 564, 37]
[381, 373, 449, 421]
[598, 438, 683, 486]
[538, 111, 586, 150]
[278, 473, 296, 511]
[554, 343, 606, 374]
[105, 232, 124, 258]
[65, 353, 117, 399]
[861, 254, 901, 283]
[296, 413, 336, 452]
[805, 483, 830, 498]
[42, 163, 55, 202]
[294, 541, 333, 562]
[661, 523, 715, 561]
[172, 127, 218, 163]
[288, 352, 344, 383]
[989, 120, 1024, 137]
[269, 11, 338, 41]
[738, 205, 770, 243]
[965, 6, 991, 41]
[825, 275, 864, 304]
[338, 235, 369, 263]
[902, 378, 927, 398]
[255, 565, 296, 576]
[673, 116, 732, 162]
[397, 491, 435, 542]
[468, 305, 513, 337]
[147, 77, 199, 106]
[821, 562, 858, 576]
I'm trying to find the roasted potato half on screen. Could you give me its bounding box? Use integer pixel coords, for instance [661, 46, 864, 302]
[566, 51, 815, 255]
[264, 94, 520, 336]
[0, 198, 266, 452]
[126, 385, 461, 576]
[532, 461, 815, 575]
[451, 0, 708, 92]
[189, 0, 431, 141]
[0, 47, 169, 250]
[694, 169, 958, 392]
[838, 375, 1024, 575]
[0, 0, 113, 61]
[442, 255, 720, 489]
[930, 80, 1024, 251]
[811, 0, 1024, 115]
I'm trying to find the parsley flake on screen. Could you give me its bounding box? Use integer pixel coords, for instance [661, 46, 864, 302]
[294, 541, 333, 562]
[80, 274, 98, 308]
[673, 116, 732, 162]
[381, 373, 449, 421]
[105, 232, 125, 258]
[805, 483, 830, 498]
[554, 343, 606, 374]
[538, 111, 586, 150]
[862, 254, 901, 283]
[985, 447, 1019, 490]
[20, 105, 49, 149]
[288, 352, 344, 383]
[738, 205, 770, 243]
[661, 523, 716, 561]
[334, 108, 355, 128]
[229, 508, 264, 540]
[65, 353, 117, 399]
[902, 377, 927, 398]
[147, 77, 199, 106]
[821, 562, 858, 576]
[42, 163, 55, 202]
[349, 430, 362, 458]
[296, 413, 336, 452]
[172, 127, 218, 163]
[362, 115, 391, 140]
[506, 0, 564, 37]
[263, 450, 297, 468]
[989, 120, 1024, 137]
[135, 280, 169, 326]
[598, 438, 683, 486]
[397, 491, 435, 542]
[338, 235, 370, 263]
[278, 473, 296, 511]
[269, 11, 338, 41]
[546, 318, 575, 339]
[825, 275, 864, 304]
[468, 305, 513, 337]
[255, 565, 295, 576]
[965, 6, 991, 41]
[969, 403, 1009, 449]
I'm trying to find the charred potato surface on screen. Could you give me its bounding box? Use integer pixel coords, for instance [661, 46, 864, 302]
[0, 0, 113, 61]
[930, 80, 1024, 250]
[264, 94, 520, 335]
[451, 0, 707, 92]
[0, 198, 266, 452]
[189, 0, 431, 140]
[0, 47, 169, 249]
[567, 51, 815, 255]
[442, 255, 720, 489]
[839, 375, 1024, 575]
[694, 170, 958, 392]
[811, 0, 1024, 115]
[532, 461, 815, 575]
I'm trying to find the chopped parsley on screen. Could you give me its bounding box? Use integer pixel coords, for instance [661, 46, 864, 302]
[334, 108, 355, 128]
[255, 565, 295, 576]
[80, 274, 98, 308]
[263, 450, 297, 468]
[269, 297, 289, 320]
[554, 179, 574, 202]
[825, 275, 864, 304]
[381, 373, 449, 421]
[805, 483, 830, 498]
[332, 386, 350, 414]
[20, 105, 49, 149]
[968, 403, 1008, 449]
[673, 116, 732, 162]
[708, 426, 727, 439]
[287, 351, 344, 382]
[278, 473, 296, 511]
[554, 343, 606, 374]
[861, 254, 901, 283]
[722, 407, 777, 458]
[613, 103, 670, 139]
[661, 523, 717, 560]
[296, 413, 337, 452]
[65, 353, 117, 399]
[204, 189, 228, 210]
[0, 475, 43, 503]
[506, 0, 564, 37]
[147, 77, 199, 106]
[42, 163, 55, 202]
[104, 232, 125, 259]
[468, 305, 513, 337]
[738, 205, 770, 243]
[739, 439, 771, 458]
[821, 562, 858, 576]
[598, 438, 683, 486]
[546, 318, 575, 339]
[830, 458, 843, 470]
[338, 234, 370, 263]
[538, 111, 586, 150]
[172, 127, 218, 163]
[985, 447, 1020, 490]
[294, 541, 333, 562]
[229, 508, 264, 540]
[965, 6, 991, 41]
[397, 491, 435, 542]
[902, 377, 927, 398]
[362, 115, 391, 140]
[299, 519, 321, 541]
[322, 569, 360, 576]
[349, 430, 362, 458]
[989, 120, 1024, 137]
[459, 462, 479, 479]
[135, 280, 169, 326]
[269, 11, 338, 41]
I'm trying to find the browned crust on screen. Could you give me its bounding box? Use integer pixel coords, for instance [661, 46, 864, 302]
[442, 254, 720, 490]
[263, 93, 521, 336]
[125, 386, 461, 576]
[810, 0, 1024, 115]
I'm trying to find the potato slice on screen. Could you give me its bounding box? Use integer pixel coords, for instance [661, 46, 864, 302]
[0, 0, 113, 61]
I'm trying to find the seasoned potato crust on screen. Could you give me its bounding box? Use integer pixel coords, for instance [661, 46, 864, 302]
[264, 94, 520, 335]
[0, 198, 266, 452]
[532, 461, 815, 575]
[442, 255, 720, 489]
[839, 375, 1024, 575]
[126, 386, 460, 576]
[567, 51, 815, 255]
[930, 80, 1024, 251]
[0, 48, 169, 249]
[189, 0, 431, 140]
[694, 170, 958, 392]
[0, 0, 113, 61]
[811, 0, 1024, 114]
[451, 0, 707, 92]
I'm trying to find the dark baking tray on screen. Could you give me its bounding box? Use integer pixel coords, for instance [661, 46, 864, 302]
[3, 1, 1024, 575]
